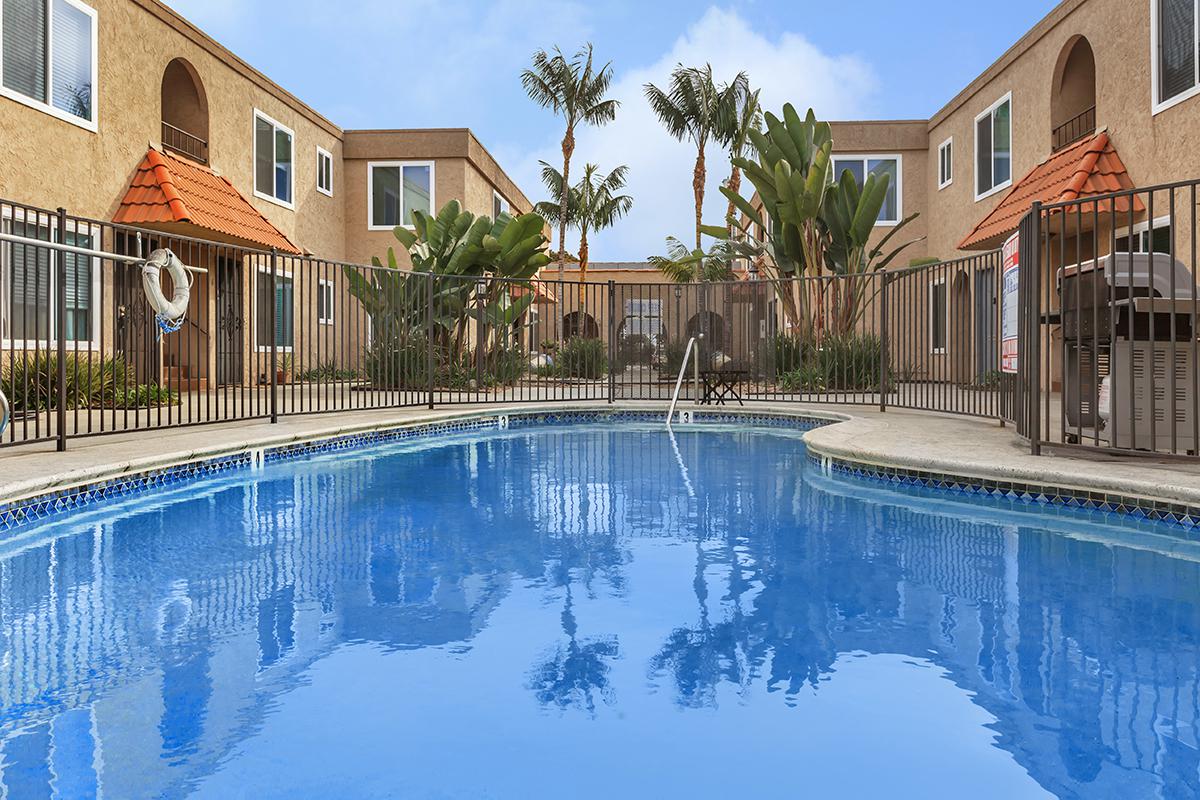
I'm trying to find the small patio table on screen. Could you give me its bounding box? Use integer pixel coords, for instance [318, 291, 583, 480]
[699, 370, 747, 406]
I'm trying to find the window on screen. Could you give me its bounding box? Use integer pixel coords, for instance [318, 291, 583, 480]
[0, 213, 98, 346]
[493, 190, 510, 219]
[316, 147, 333, 197]
[255, 269, 294, 350]
[929, 279, 947, 353]
[622, 299, 663, 342]
[368, 162, 433, 229]
[254, 110, 294, 207]
[938, 137, 953, 189]
[1154, 0, 1200, 111]
[975, 93, 1012, 200]
[1116, 216, 1173, 255]
[317, 279, 334, 325]
[831, 155, 902, 224]
[0, 0, 97, 129]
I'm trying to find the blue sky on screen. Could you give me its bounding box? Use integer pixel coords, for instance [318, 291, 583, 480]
[166, 0, 1055, 261]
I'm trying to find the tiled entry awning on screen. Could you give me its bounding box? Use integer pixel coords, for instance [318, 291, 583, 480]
[115, 148, 302, 254]
[958, 132, 1141, 251]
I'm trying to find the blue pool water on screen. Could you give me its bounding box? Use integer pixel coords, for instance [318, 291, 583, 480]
[2, 422, 1199, 799]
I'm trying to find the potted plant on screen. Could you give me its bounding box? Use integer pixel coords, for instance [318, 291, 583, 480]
[276, 353, 292, 385]
[540, 338, 558, 355]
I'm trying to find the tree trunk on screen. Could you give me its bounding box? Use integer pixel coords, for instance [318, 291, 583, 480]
[578, 225, 589, 303]
[726, 165, 741, 238]
[558, 127, 575, 282]
[692, 145, 706, 252]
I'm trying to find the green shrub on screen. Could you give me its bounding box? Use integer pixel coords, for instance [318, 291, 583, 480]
[2, 353, 177, 411]
[556, 336, 607, 379]
[616, 334, 654, 368]
[363, 337, 432, 389]
[661, 338, 689, 376]
[770, 334, 806, 374]
[777, 334, 884, 392]
[296, 360, 359, 382]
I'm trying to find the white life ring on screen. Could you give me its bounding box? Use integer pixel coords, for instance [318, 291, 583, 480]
[141, 248, 191, 328]
[0, 389, 8, 436]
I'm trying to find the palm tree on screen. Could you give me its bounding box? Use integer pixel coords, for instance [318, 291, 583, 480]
[521, 44, 619, 281]
[722, 87, 761, 237]
[644, 64, 748, 250]
[537, 163, 633, 290]
[648, 236, 735, 284]
[572, 164, 633, 280]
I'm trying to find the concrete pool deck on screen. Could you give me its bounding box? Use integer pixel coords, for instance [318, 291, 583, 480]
[2, 401, 1200, 512]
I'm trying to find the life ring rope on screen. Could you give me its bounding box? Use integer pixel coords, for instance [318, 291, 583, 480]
[141, 249, 192, 337]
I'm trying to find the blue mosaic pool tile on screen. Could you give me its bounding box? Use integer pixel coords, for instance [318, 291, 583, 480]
[808, 451, 1200, 532]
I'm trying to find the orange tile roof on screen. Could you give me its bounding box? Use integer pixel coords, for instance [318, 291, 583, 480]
[958, 132, 1141, 251]
[512, 276, 557, 304]
[114, 149, 302, 254]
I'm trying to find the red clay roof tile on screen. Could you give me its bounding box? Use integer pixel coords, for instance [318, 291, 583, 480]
[114, 149, 302, 254]
[958, 132, 1141, 250]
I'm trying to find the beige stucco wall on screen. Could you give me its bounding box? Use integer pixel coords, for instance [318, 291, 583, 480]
[922, 0, 1200, 261]
[0, 0, 345, 259]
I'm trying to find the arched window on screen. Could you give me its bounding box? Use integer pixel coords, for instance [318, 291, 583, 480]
[161, 58, 209, 163]
[1051, 36, 1096, 151]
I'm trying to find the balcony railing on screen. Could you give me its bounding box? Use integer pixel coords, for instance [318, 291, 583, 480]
[1051, 105, 1096, 152]
[161, 120, 209, 164]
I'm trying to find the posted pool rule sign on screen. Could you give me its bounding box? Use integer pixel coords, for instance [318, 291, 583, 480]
[1001, 231, 1019, 373]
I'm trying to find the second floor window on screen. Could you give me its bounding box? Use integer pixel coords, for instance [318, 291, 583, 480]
[831, 156, 901, 224]
[1156, 0, 1199, 108]
[369, 162, 433, 229]
[938, 138, 953, 189]
[493, 191, 510, 219]
[254, 111, 293, 207]
[975, 93, 1012, 200]
[316, 147, 333, 196]
[1, 0, 97, 127]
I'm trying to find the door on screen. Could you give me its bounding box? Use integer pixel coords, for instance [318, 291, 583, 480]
[113, 232, 160, 383]
[974, 266, 998, 379]
[215, 258, 244, 385]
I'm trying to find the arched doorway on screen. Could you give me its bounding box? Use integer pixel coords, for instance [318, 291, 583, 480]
[951, 271, 972, 384]
[562, 311, 599, 340]
[1051, 36, 1096, 151]
[161, 58, 209, 163]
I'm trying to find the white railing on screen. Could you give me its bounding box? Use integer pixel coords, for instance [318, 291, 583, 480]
[666, 335, 703, 426]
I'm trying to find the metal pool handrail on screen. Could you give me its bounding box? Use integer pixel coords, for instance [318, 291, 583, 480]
[666, 335, 703, 426]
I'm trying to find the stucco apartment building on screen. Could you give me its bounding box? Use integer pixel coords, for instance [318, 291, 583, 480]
[0, 0, 533, 389]
[790, 0, 1200, 389]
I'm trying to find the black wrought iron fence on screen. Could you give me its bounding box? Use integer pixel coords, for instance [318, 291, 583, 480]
[0, 197, 1017, 450]
[1020, 178, 1200, 459]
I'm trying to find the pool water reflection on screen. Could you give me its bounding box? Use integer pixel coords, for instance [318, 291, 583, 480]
[1, 424, 1198, 798]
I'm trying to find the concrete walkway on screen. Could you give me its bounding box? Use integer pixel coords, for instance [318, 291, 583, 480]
[2, 400, 1200, 509]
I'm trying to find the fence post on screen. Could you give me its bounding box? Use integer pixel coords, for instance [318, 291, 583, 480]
[879, 272, 889, 413]
[55, 207, 68, 451]
[269, 248, 278, 424]
[426, 272, 435, 410]
[607, 280, 616, 404]
[1028, 203, 1042, 456]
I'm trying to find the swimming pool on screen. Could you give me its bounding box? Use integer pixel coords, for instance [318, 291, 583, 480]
[1, 418, 1198, 799]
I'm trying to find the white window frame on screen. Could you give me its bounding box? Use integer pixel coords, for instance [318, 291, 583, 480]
[0, 208, 101, 349]
[929, 276, 948, 355]
[830, 154, 904, 226]
[492, 190, 510, 219]
[974, 92, 1013, 202]
[253, 109, 295, 210]
[0, 0, 99, 132]
[367, 161, 435, 231]
[1116, 214, 1174, 253]
[937, 137, 954, 190]
[1151, 0, 1200, 114]
[317, 278, 334, 325]
[316, 146, 333, 197]
[254, 265, 295, 353]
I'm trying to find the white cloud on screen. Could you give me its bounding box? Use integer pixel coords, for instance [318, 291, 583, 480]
[506, 6, 878, 263]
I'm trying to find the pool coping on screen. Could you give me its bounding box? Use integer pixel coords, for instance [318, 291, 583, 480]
[3, 402, 1200, 532]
